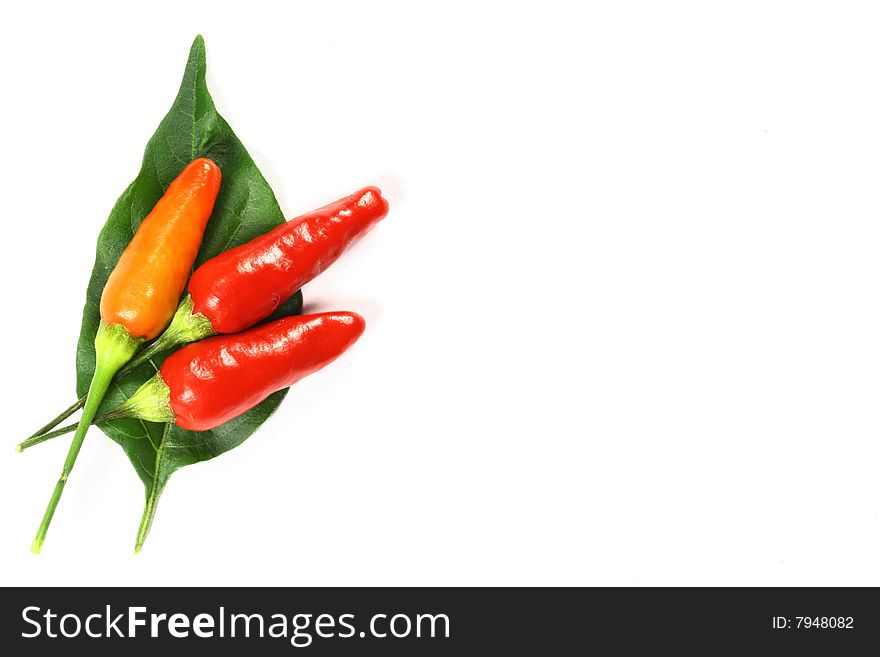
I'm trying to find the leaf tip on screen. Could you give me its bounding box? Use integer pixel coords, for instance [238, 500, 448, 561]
[134, 542, 143, 554]
[30, 539, 42, 554]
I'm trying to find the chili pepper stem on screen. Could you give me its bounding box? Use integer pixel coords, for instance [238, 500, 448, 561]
[21, 397, 86, 450]
[21, 296, 212, 447]
[31, 322, 141, 553]
[17, 423, 76, 452]
[17, 404, 131, 452]
[18, 374, 174, 453]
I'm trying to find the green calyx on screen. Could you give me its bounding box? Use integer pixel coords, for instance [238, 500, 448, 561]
[114, 372, 175, 424]
[125, 294, 216, 372]
[96, 321, 144, 373]
[158, 293, 216, 345]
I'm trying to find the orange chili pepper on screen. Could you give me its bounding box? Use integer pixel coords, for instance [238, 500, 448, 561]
[101, 158, 223, 340]
[31, 158, 221, 553]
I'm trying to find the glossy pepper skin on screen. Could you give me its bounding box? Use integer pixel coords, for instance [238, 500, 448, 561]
[31, 158, 221, 554]
[121, 312, 366, 431]
[189, 186, 387, 334]
[102, 158, 222, 339]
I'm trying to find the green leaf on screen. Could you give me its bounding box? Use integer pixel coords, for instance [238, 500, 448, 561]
[74, 35, 302, 550]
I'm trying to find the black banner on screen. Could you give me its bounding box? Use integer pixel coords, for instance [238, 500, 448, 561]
[1, 587, 878, 653]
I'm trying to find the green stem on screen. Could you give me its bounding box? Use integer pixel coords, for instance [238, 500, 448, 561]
[17, 403, 131, 452]
[21, 357, 145, 445]
[24, 397, 86, 444]
[31, 322, 141, 553]
[18, 372, 174, 454]
[20, 359, 150, 447]
[18, 423, 77, 451]
[22, 295, 213, 446]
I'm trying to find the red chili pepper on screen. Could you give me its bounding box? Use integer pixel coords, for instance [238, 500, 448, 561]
[149, 185, 388, 353]
[189, 186, 388, 334]
[23, 187, 388, 443]
[93, 312, 364, 432]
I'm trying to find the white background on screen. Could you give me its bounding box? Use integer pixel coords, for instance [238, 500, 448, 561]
[1, 1, 879, 586]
